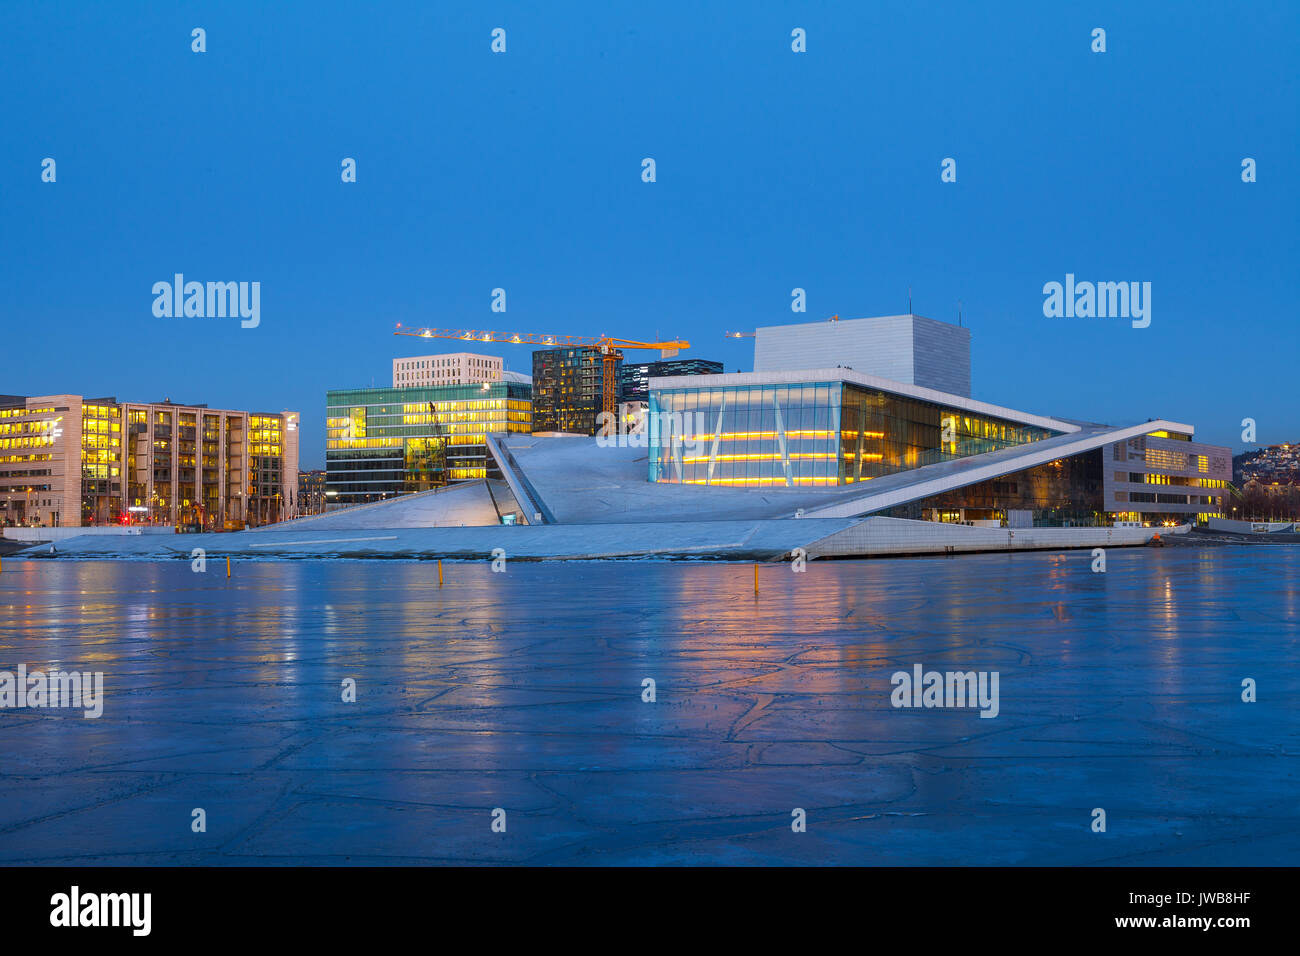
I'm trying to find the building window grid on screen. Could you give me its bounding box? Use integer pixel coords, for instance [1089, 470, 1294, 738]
[325, 384, 532, 502]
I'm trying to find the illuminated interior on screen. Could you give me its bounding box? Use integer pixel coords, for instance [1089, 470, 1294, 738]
[325, 383, 533, 503]
[649, 382, 1056, 487]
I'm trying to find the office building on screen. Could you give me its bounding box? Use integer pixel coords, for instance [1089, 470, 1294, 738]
[325, 382, 532, 504]
[1101, 431, 1233, 524]
[618, 358, 724, 404]
[393, 352, 508, 387]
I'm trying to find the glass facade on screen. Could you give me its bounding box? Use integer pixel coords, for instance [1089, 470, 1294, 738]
[879, 450, 1107, 526]
[618, 358, 725, 404]
[0, 404, 60, 526]
[649, 381, 1057, 486]
[326, 382, 532, 504]
[81, 401, 122, 524]
[248, 415, 285, 526]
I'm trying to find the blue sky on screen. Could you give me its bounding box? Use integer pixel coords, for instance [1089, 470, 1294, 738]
[3, 0, 1296, 468]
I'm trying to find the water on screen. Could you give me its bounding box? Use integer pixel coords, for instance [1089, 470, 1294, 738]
[1, 547, 1296, 865]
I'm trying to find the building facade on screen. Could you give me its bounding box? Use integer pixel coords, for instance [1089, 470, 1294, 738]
[618, 358, 724, 404]
[648, 372, 1057, 487]
[0, 394, 299, 529]
[1103, 431, 1232, 523]
[876, 452, 1108, 526]
[753, 314, 972, 397]
[325, 382, 532, 504]
[871, 432, 1232, 528]
[531, 346, 620, 435]
[393, 352, 507, 388]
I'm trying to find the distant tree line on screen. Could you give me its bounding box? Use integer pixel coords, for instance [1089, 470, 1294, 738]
[1230, 480, 1300, 521]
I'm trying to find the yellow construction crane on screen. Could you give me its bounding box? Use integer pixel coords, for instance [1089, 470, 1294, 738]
[393, 324, 691, 419]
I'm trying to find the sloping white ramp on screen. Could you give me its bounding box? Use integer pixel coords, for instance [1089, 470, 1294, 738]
[258, 480, 521, 531]
[800, 419, 1195, 519]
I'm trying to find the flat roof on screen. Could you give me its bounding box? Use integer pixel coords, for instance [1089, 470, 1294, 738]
[2, 395, 296, 418]
[754, 312, 967, 334]
[393, 351, 502, 361]
[327, 382, 528, 397]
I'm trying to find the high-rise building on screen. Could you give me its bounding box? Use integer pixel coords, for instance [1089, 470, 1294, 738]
[0, 394, 299, 529]
[531, 347, 620, 435]
[618, 358, 724, 404]
[325, 382, 532, 505]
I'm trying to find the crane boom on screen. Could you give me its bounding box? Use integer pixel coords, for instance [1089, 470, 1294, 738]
[392, 324, 691, 421]
[394, 324, 689, 351]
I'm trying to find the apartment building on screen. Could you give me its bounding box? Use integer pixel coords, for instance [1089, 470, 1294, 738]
[0, 394, 299, 529]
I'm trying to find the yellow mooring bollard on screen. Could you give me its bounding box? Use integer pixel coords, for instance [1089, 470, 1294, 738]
[754, 563, 759, 596]
[438, 559, 443, 588]
[226, 556, 231, 578]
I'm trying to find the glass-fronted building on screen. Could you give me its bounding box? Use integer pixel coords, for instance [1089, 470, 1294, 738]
[862, 432, 1231, 528]
[645, 368, 1233, 527]
[618, 358, 724, 404]
[878, 452, 1108, 526]
[649, 378, 1057, 487]
[325, 382, 532, 505]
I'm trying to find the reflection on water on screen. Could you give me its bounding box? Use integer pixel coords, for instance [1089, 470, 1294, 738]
[4, 549, 1294, 681]
[2, 549, 1294, 719]
[0, 547, 1295, 864]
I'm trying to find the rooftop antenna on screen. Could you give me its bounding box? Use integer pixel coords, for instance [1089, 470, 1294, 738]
[958, 299, 963, 327]
[908, 286, 912, 315]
